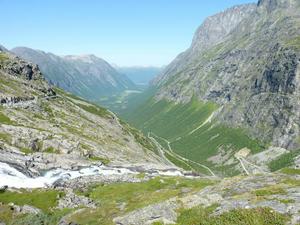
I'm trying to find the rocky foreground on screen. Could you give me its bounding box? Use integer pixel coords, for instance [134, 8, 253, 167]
[0, 169, 300, 225]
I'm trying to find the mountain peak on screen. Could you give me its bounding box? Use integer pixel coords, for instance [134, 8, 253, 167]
[63, 54, 101, 63]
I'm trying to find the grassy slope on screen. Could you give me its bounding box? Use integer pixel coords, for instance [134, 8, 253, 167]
[123, 94, 264, 175]
[70, 177, 214, 225]
[268, 149, 300, 172]
[176, 206, 288, 225]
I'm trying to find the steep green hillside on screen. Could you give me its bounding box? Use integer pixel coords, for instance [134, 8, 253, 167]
[124, 95, 264, 176]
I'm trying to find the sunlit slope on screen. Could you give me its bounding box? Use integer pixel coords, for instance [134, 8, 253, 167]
[124, 96, 264, 175]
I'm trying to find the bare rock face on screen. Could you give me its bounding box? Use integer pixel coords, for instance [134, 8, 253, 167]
[0, 55, 43, 81]
[154, 3, 256, 86]
[191, 4, 256, 56]
[257, 0, 299, 12]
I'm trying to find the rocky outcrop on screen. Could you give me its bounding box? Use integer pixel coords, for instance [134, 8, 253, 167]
[57, 189, 96, 209]
[7, 203, 41, 215]
[113, 174, 300, 225]
[114, 199, 178, 225]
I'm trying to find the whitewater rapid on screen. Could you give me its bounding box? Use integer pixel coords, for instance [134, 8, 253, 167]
[0, 162, 187, 189]
[0, 162, 137, 189]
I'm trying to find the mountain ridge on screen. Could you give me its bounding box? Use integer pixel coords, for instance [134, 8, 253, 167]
[123, 0, 300, 175]
[11, 47, 136, 103]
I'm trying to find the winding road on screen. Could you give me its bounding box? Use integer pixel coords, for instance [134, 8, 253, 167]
[148, 132, 216, 177]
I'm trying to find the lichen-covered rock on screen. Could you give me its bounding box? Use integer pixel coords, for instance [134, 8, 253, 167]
[57, 189, 96, 209]
[114, 199, 178, 225]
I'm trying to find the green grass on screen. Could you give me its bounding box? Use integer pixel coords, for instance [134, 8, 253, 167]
[176, 206, 289, 225]
[280, 168, 300, 175]
[3, 208, 73, 225]
[0, 189, 62, 212]
[89, 156, 110, 165]
[126, 97, 217, 141]
[120, 120, 157, 153]
[268, 150, 300, 172]
[277, 198, 295, 204]
[0, 205, 14, 224]
[20, 147, 33, 154]
[54, 87, 84, 102]
[164, 151, 192, 171]
[286, 36, 300, 50]
[253, 186, 287, 197]
[55, 87, 111, 119]
[0, 52, 9, 62]
[76, 102, 111, 118]
[44, 146, 59, 154]
[0, 132, 11, 144]
[282, 178, 300, 187]
[0, 111, 12, 124]
[81, 177, 213, 212]
[124, 97, 264, 175]
[71, 177, 214, 225]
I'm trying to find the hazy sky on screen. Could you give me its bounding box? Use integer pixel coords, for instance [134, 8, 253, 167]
[1, 0, 255, 66]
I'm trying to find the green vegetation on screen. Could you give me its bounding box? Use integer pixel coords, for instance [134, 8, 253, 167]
[0, 205, 14, 224]
[282, 178, 300, 187]
[20, 147, 33, 154]
[55, 87, 111, 118]
[71, 177, 214, 225]
[0, 132, 11, 144]
[125, 97, 217, 141]
[253, 186, 287, 197]
[286, 36, 300, 50]
[75, 102, 111, 119]
[54, 87, 84, 102]
[120, 120, 157, 153]
[0, 189, 62, 212]
[268, 150, 300, 172]
[280, 168, 300, 175]
[89, 156, 111, 165]
[40, 102, 54, 117]
[176, 206, 288, 225]
[0, 52, 8, 62]
[0, 111, 12, 124]
[164, 151, 192, 171]
[2, 208, 73, 225]
[278, 198, 295, 204]
[44, 146, 59, 154]
[124, 97, 264, 174]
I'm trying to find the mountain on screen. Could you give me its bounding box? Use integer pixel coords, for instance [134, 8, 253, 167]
[123, 0, 300, 176]
[116, 66, 163, 86]
[11, 47, 137, 104]
[0, 47, 168, 173]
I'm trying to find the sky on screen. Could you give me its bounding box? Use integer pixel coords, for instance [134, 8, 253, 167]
[0, 0, 255, 67]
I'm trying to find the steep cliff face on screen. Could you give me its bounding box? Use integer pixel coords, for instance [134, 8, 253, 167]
[154, 4, 256, 86]
[150, 0, 300, 150]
